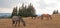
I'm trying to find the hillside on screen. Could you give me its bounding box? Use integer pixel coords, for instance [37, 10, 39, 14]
[0, 14, 60, 28]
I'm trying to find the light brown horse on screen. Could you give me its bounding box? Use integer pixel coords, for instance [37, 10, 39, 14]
[41, 14, 52, 20]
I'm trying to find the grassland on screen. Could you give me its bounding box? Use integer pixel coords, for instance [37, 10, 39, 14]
[0, 14, 60, 28]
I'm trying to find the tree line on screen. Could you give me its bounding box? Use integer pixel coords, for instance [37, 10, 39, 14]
[11, 3, 59, 17]
[11, 3, 36, 17]
[53, 10, 59, 14]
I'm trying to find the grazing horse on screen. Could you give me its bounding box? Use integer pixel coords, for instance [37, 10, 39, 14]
[12, 16, 26, 27]
[41, 14, 52, 20]
[31, 15, 37, 19]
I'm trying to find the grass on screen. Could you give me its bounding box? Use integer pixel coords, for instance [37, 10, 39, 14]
[0, 14, 60, 28]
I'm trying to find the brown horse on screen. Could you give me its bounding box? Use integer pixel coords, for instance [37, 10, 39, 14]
[41, 14, 52, 20]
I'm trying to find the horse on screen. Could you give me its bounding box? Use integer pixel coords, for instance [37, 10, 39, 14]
[41, 14, 52, 20]
[31, 15, 37, 19]
[12, 16, 26, 27]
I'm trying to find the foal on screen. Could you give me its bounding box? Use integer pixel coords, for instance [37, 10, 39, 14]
[12, 16, 26, 27]
[41, 14, 52, 20]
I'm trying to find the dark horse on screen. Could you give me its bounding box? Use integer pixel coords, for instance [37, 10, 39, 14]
[41, 14, 52, 20]
[12, 16, 26, 27]
[31, 15, 37, 19]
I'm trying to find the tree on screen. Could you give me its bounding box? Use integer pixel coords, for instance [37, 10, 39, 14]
[18, 3, 36, 17]
[18, 3, 26, 16]
[56, 10, 58, 14]
[53, 10, 56, 14]
[18, 7, 22, 16]
[27, 3, 35, 16]
[11, 7, 18, 17]
[53, 10, 59, 14]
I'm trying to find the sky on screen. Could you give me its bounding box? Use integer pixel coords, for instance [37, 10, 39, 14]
[0, 0, 60, 15]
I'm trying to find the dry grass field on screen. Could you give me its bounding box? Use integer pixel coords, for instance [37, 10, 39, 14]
[0, 14, 60, 28]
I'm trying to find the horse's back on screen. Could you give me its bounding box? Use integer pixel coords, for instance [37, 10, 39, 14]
[12, 16, 20, 21]
[42, 14, 50, 17]
[43, 14, 48, 15]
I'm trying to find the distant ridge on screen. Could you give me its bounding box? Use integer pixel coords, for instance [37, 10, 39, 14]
[0, 13, 12, 17]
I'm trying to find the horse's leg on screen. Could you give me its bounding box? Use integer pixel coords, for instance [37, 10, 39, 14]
[33, 17, 36, 20]
[32, 17, 34, 19]
[12, 20, 15, 27]
[20, 18, 26, 26]
[15, 21, 17, 27]
[47, 16, 49, 20]
[49, 15, 52, 20]
[18, 20, 20, 27]
[32, 17, 35, 19]
[41, 15, 43, 20]
[35, 16, 36, 19]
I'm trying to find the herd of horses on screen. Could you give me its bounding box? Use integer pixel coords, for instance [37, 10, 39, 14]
[12, 14, 52, 27]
